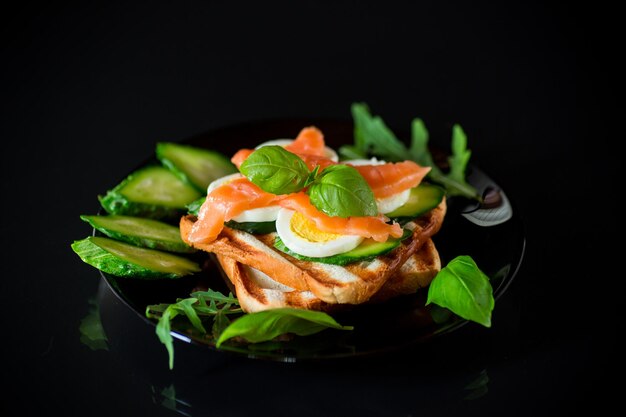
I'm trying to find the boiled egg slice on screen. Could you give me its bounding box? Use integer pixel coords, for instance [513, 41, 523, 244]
[275, 208, 363, 257]
[342, 158, 412, 214]
[256, 138, 339, 162]
[207, 173, 280, 223]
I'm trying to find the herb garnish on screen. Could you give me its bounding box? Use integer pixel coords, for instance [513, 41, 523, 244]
[145, 289, 242, 369]
[216, 308, 353, 347]
[307, 164, 377, 217]
[427, 256, 494, 327]
[341, 103, 480, 200]
[146, 290, 353, 369]
[240, 145, 377, 217]
[239, 145, 310, 194]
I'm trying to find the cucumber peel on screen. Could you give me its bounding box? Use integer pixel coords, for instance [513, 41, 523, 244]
[71, 236, 200, 279]
[157, 142, 237, 192]
[99, 166, 201, 220]
[274, 230, 411, 266]
[80, 215, 195, 253]
[387, 183, 445, 222]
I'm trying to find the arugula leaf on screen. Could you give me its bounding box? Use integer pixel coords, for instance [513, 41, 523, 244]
[212, 307, 232, 340]
[410, 118, 440, 174]
[152, 305, 179, 370]
[308, 164, 378, 217]
[216, 308, 353, 347]
[240, 146, 310, 194]
[350, 103, 408, 160]
[146, 290, 242, 369]
[344, 103, 480, 200]
[446, 125, 474, 191]
[426, 256, 494, 327]
[337, 145, 367, 160]
[192, 289, 240, 308]
[413, 122, 478, 199]
[186, 197, 205, 216]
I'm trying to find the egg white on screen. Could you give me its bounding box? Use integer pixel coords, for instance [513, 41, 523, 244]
[207, 173, 280, 223]
[342, 158, 411, 214]
[341, 157, 386, 166]
[376, 189, 411, 213]
[275, 208, 363, 257]
[256, 138, 339, 162]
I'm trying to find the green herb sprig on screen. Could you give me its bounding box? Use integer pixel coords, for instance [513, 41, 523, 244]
[340, 103, 480, 200]
[145, 289, 242, 369]
[146, 290, 353, 369]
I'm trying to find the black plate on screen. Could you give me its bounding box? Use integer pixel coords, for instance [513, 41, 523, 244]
[98, 118, 525, 362]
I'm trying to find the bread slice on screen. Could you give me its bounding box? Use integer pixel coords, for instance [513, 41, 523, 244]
[216, 238, 441, 312]
[180, 199, 446, 304]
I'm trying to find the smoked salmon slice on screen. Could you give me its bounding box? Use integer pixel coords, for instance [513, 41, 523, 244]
[278, 192, 403, 242]
[188, 178, 281, 243]
[284, 126, 326, 157]
[231, 148, 254, 169]
[230, 126, 328, 169]
[351, 161, 431, 198]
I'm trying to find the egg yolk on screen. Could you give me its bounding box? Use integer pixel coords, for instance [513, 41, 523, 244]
[290, 212, 343, 242]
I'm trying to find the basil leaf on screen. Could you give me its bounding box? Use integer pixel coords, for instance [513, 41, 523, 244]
[216, 308, 353, 347]
[239, 146, 310, 194]
[304, 165, 321, 187]
[307, 164, 377, 217]
[427, 256, 494, 327]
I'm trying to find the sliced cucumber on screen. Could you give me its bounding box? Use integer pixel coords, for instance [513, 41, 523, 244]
[80, 215, 195, 253]
[387, 183, 445, 222]
[71, 236, 200, 279]
[225, 220, 276, 234]
[274, 230, 411, 266]
[157, 142, 237, 192]
[99, 166, 202, 220]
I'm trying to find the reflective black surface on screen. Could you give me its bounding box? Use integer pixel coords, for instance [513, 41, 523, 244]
[3, 2, 616, 416]
[101, 119, 526, 361]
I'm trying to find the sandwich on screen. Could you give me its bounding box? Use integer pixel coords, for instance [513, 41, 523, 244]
[180, 126, 446, 312]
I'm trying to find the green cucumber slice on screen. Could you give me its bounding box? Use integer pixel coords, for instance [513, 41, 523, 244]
[156, 142, 237, 192]
[71, 236, 200, 279]
[387, 183, 445, 222]
[225, 220, 276, 234]
[273, 229, 411, 266]
[99, 166, 202, 219]
[80, 215, 195, 254]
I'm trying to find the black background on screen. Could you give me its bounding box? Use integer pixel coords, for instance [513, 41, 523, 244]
[1, 2, 617, 416]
